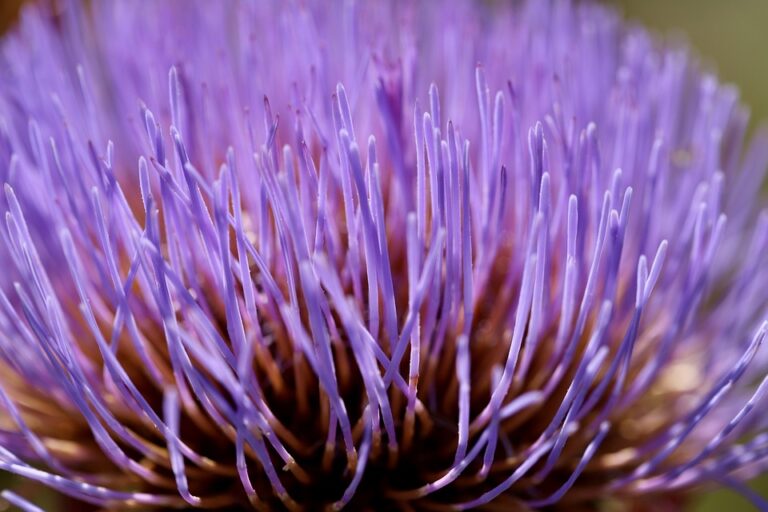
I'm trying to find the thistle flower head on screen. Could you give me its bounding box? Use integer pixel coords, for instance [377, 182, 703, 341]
[1, 1, 768, 510]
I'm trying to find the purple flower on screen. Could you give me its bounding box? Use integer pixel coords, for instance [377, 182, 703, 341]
[0, 0, 767, 510]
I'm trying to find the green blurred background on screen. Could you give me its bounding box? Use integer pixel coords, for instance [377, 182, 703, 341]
[1, 0, 768, 510]
[615, 0, 768, 129]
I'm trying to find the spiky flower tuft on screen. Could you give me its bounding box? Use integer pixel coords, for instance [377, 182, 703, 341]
[1, 1, 768, 510]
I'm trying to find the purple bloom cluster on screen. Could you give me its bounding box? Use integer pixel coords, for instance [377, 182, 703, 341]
[1, 0, 768, 510]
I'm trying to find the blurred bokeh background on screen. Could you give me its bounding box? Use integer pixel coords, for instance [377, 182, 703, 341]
[615, 0, 768, 130]
[0, 0, 768, 510]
